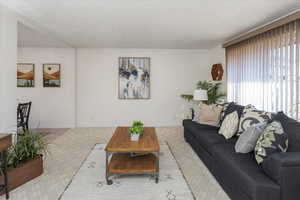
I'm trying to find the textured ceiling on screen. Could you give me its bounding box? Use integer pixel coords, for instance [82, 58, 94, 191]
[6, 0, 300, 49]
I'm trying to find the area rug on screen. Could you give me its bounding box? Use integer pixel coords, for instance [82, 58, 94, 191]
[59, 143, 195, 200]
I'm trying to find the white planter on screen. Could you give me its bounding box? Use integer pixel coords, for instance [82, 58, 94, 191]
[131, 134, 140, 141]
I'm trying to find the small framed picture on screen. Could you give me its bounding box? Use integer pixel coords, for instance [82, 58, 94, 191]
[43, 64, 61, 87]
[17, 63, 35, 87]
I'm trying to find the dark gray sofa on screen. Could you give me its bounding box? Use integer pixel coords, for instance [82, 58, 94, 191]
[183, 111, 300, 200]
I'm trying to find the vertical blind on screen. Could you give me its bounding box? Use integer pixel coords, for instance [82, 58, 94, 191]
[226, 20, 300, 120]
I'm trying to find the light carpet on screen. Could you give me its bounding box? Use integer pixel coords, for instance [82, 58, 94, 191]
[60, 143, 194, 200]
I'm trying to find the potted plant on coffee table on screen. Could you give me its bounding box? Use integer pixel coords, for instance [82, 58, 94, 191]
[129, 121, 144, 141]
[0, 131, 47, 194]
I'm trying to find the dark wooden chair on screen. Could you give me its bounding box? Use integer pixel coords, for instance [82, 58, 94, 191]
[17, 102, 31, 133]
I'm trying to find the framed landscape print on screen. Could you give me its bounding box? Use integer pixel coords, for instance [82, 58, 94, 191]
[119, 57, 150, 99]
[17, 63, 34, 87]
[43, 64, 61, 87]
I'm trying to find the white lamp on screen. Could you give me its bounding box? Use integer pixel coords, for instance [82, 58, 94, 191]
[193, 89, 208, 101]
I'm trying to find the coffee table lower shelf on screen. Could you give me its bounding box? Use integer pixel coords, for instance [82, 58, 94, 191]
[106, 152, 159, 185]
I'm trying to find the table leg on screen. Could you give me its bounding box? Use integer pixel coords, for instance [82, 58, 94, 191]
[155, 152, 159, 183]
[105, 151, 113, 185]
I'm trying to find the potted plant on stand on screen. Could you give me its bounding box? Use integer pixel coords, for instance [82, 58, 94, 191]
[0, 131, 47, 194]
[129, 121, 144, 141]
[181, 81, 226, 104]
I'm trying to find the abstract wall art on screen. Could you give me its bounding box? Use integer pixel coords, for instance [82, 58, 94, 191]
[119, 57, 150, 99]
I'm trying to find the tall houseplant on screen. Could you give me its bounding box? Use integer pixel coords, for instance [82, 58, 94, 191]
[181, 81, 226, 104]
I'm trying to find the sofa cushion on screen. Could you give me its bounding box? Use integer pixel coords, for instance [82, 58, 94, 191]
[183, 120, 238, 153]
[183, 120, 219, 132]
[190, 128, 237, 154]
[211, 143, 280, 200]
[273, 111, 300, 152]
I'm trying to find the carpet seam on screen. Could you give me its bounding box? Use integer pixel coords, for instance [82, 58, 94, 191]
[165, 140, 197, 200]
[58, 143, 98, 200]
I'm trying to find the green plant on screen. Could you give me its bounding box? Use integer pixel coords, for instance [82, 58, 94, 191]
[181, 81, 226, 104]
[197, 81, 226, 104]
[180, 94, 193, 102]
[129, 121, 144, 134]
[7, 131, 47, 168]
[196, 81, 213, 90]
[132, 121, 143, 127]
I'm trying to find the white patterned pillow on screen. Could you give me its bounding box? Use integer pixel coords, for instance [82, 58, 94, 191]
[238, 106, 271, 136]
[216, 102, 231, 123]
[218, 111, 239, 139]
[254, 121, 288, 164]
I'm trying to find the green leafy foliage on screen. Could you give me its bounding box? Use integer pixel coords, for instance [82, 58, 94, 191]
[7, 131, 47, 168]
[180, 81, 226, 105]
[197, 81, 226, 105]
[196, 81, 213, 90]
[132, 121, 144, 127]
[180, 94, 193, 102]
[129, 121, 144, 134]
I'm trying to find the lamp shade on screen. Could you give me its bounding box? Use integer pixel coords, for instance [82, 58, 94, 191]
[193, 89, 208, 101]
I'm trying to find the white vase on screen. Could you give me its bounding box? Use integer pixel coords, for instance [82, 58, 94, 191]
[131, 134, 140, 141]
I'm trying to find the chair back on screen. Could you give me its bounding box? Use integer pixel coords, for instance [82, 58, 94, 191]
[17, 102, 32, 124]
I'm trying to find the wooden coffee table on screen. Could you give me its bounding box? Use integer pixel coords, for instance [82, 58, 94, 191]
[105, 127, 160, 185]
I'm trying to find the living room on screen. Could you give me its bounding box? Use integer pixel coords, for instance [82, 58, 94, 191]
[0, 0, 300, 200]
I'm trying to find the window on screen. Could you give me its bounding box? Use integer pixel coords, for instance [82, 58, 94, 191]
[226, 20, 300, 120]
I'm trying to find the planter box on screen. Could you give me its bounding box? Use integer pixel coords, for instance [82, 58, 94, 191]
[0, 155, 43, 195]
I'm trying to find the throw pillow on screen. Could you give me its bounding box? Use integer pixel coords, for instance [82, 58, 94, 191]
[238, 107, 271, 136]
[218, 111, 239, 139]
[216, 102, 231, 123]
[198, 104, 223, 127]
[254, 121, 288, 164]
[222, 103, 244, 120]
[235, 122, 267, 153]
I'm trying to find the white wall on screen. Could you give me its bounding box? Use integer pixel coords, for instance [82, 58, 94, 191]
[208, 45, 226, 92]
[0, 4, 18, 133]
[76, 48, 211, 127]
[17, 48, 76, 128]
[209, 45, 226, 65]
[16, 46, 226, 128]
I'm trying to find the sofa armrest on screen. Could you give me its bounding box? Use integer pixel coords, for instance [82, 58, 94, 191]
[182, 119, 192, 126]
[262, 152, 300, 200]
